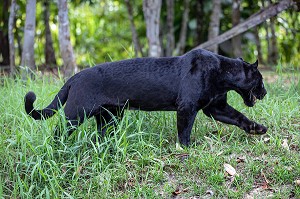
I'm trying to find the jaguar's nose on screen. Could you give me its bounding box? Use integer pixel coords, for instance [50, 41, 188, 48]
[258, 89, 267, 100]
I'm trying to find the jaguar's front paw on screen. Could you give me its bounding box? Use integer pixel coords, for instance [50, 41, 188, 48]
[247, 123, 268, 135]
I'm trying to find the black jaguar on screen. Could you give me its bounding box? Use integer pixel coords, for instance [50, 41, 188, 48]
[25, 49, 268, 146]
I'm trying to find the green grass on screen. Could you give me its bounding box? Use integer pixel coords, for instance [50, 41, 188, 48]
[0, 72, 299, 198]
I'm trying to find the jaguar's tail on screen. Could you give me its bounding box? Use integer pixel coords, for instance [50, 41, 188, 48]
[24, 83, 70, 120]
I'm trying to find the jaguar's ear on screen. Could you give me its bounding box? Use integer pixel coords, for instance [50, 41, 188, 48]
[238, 57, 244, 61]
[252, 59, 258, 68]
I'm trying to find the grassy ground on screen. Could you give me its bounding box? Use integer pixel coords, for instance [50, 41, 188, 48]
[0, 72, 299, 198]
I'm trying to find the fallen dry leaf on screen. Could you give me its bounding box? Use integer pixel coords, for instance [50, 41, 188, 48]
[77, 166, 82, 174]
[261, 182, 269, 190]
[295, 180, 300, 186]
[205, 189, 214, 196]
[172, 188, 180, 195]
[62, 166, 66, 173]
[236, 155, 246, 163]
[263, 137, 270, 143]
[262, 172, 270, 184]
[128, 178, 135, 187]
[176, 143, 184, 151]
[172, 188, 188, 196]
[224, 163, 236, 176]
[281, 139, 289, 150]
[253, 157, 261, 161]
[286, 166, 292, 171]
[290, 144, 299, 151]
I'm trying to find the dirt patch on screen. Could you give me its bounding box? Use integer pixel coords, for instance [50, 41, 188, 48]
[244, 187, 275, 199]
[244, 184, 295, 199]
[262, 71, 299, 85]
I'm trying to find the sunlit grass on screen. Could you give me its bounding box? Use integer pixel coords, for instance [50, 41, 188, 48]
[0, 72, 299, 198]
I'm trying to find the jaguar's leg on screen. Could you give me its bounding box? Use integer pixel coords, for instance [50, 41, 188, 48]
[203, 102, 267, 134]
[95, 108, 124, 137]
[176, 103, 198, 146]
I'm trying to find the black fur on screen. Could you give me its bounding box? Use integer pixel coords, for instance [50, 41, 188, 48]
[24, 49, 267, 146]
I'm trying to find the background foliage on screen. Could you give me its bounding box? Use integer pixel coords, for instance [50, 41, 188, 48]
[1, 0, 299, 69]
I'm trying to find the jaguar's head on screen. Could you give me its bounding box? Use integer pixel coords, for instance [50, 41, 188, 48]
[235, 59, 267, 107]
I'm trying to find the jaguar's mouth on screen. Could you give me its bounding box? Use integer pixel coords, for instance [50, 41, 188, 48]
[251, 94, 257, 104]
[244, 93, 257, 107]
[237, 87, 266, 107]
[250, 93, 257, 105]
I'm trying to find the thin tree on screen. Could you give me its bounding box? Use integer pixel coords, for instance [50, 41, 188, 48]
[174, 0, 190, 55]
[124, 0, 143, 57]
[264, 0, 278, 65]
[143, 0, 162, 57]
[254, 26, 264, 64]
[0, 0, 10, 66]
[57, 0, 77, 77]
[207, 0, 221, 53]
[21, 0, 36, 77]
[44, 0, 57, 66]
[232, 0, 242, 57]
[196, 0, 205, 44]
[16, 25, 22, 63]
[268, 16, 279, 64]
[166, 0, 175, 56]
[8, 0, 17, 75]
[262, 0, 271, 63]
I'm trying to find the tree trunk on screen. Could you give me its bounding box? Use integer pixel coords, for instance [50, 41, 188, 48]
[16, 26, 22, 64]
[207, 0, 221, 53]
[174, 0, 190, 55]
[232, 0, 242, 58]
[196, 0, 205, 44]
[254, 26, 263, 64]
[143, 0, 162, 57]
[57, 0, 77, 77]
[44, 0, 57, 66]
[262, 0, 271, 64]
[124, 0, 143, 57]
[264, 20, 271, 62]
[194, 0, 295, 50]
[8, 0, 17, 75]
[21, 0, 36, 77]
[166, 0, 175, 57]
[268, 16, 279, 64]
[0, 0, 10, 66]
